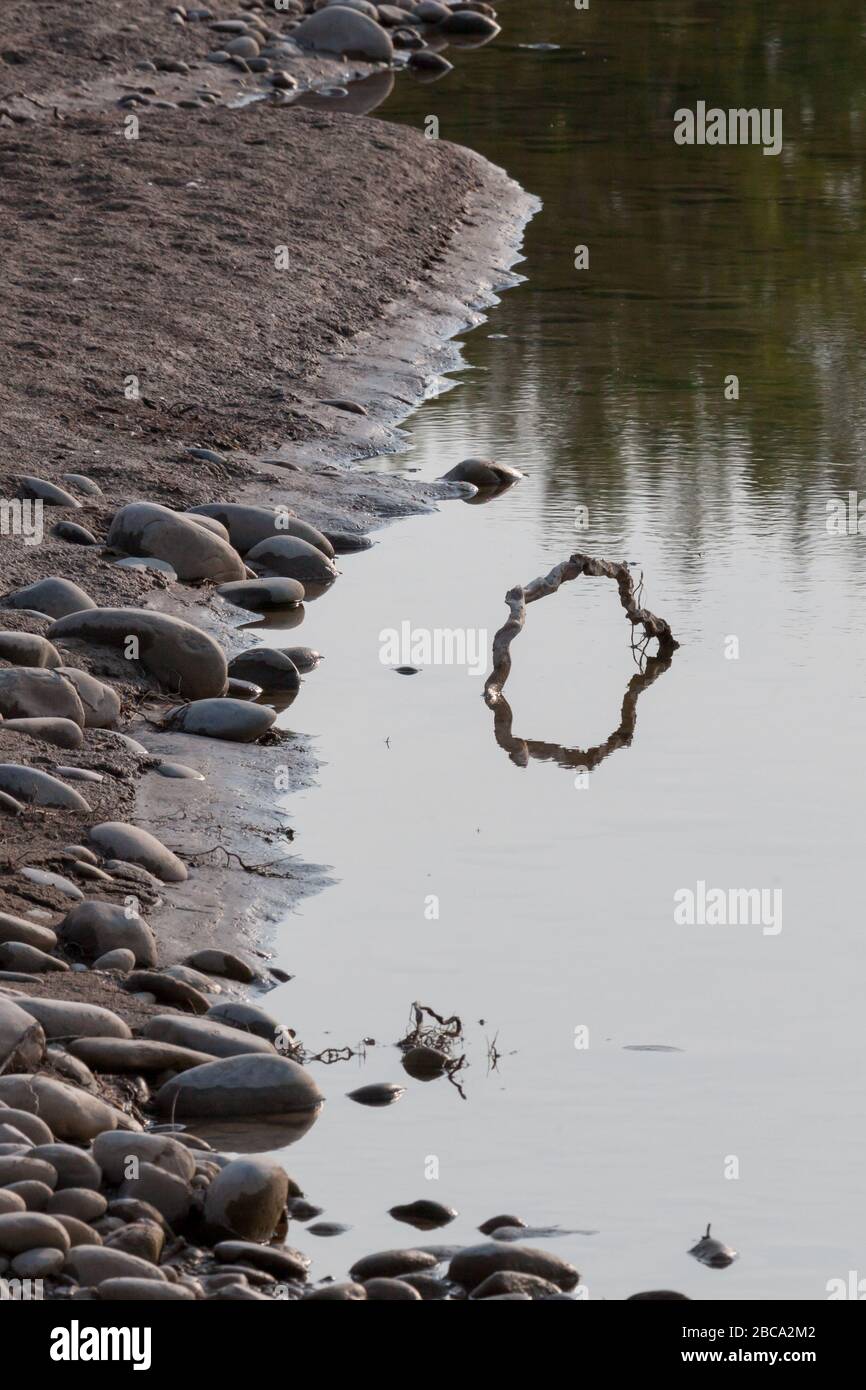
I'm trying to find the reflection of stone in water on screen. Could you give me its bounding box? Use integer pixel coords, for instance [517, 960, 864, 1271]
[240, 605, 306, 632]
[293, 70, 395, 118]
[186, 1106, 322, 1154]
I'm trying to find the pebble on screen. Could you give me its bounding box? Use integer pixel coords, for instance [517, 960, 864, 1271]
[56, 667, 121, 729]
[217, 577, 305, 612]
[19, 866, 83, 897]
[364, 1276, 422, 1300]
[448, 1243, 579, 1293]
[206, 1000, 279, 1041]
[246, 535, 338, 586]
[185, 949, 255, 982]
[45, 1189, 108, 1222]
[53, 521, 97, 545]
[16, 476, 82, 508]
[0, 942, 65, 975]
[123, 970, 209, 1014]
[15, 997, 132, 1042]
[0, 631, 61, 668]
[0, 668, 85, 725]
[0, 1212, 70, 1255]
[350, 1248, 439, 1281]
[227, 648, 300, 693]
[3, 717, 84, 749]
[440, 457, 522, 489]
[142, 1013, 276, 1059]
[93, 1132, 195, 1185]
[92, 948, 136, 972]
[389, 1199, 457, 1230]
[64, 1245, 166, 1285]
[347, 1082, 405, 1107]
[68, 1037, 214, 1074]
[108, 502, 245, 584]
[61, 473, 103, 496]
[0, 996, 46, 1072]
[293, 8, 394, 61]
[12, 1246, 65, 1277]
[153, 761, 205, 779]
[0, 910, 58, 950]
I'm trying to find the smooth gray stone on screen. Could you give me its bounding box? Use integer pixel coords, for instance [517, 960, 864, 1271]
[189, 502, 298, 553]
[217, 578, 304, 611]
[0, 911, 58, 950]
[0, 1212, 70, 1255]
[107, 502, 246, 583]
[349, 1248, 439, 1281]
[93, 1131, 195, 1185]
[53, 521, 98, 546]
[61, 473, 103, 497]
[439, 457, 521, 489]
[0, 997, 46, 1072]
[0, 632, 61, 668]
[0, 765, 90, 810]
[0, 668, 85, 725]
[59, 900, 158, 968]
[97, 1277, 194, 1300]
[184, 949, 255, 983]
[16, 476, 82, 508]
[45, 1189, 107, 1222]
[48, 609, 228, 700]
[246, 535, 337, 586]
[0, 1109, 53, 1146]
[92, 948, 136, 973]
[0, 942, 67, 974]
[19, 866, 82, 897]
[227, 648, 300, 692]
[88, 821, 187, 884]
[163, 963, 219, 993]
[113, 556, 178, 580]
[152, 761, 205, 780]
[205, 1159, 289, 1241]
[155, 1052, 323, 1118]
[54, 766, 103, 783]
[30, 1144, 102, 1191]
[0, 790, 24, 816]
[1, 577, 96, 618]
[206, 1001, 279, 1042]
[143, 1014, 277, 1059]
[69, 1037, 215, 1074]
[2, 717, 84, 749]
[15, 998, 132, 1041]
[119, 1162, 190, 1226]
[293, 8, 393, 61]
[448, 1242, 579, 1292]
[64, 1245, 166, 1285]
[12, 1246, 65, 1277]
[166, 698, 276, 743]
[123, 970, 208, 1013]
[55, 668, 121, 728]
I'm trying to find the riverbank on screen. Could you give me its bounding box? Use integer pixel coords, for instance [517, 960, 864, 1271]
[0, 3, 569, 1305]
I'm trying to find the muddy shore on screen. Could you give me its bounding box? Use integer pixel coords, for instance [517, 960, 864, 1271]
[0, 2, 580, 1305]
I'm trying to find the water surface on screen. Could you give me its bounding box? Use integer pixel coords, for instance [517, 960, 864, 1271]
[264, 0, 866, 1299]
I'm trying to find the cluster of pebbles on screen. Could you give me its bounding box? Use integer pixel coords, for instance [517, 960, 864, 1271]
[121, 1, 503, 112]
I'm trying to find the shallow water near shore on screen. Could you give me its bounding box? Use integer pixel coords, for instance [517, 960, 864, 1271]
[262, 0, 866, 1298]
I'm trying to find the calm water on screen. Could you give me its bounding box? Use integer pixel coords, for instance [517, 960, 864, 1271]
[262, 1, 866, 1299]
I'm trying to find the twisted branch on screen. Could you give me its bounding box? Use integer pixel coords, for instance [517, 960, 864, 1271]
[484, 554, 678, 706]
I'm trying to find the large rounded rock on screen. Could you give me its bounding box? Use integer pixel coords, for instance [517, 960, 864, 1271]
[55, 668, 121, 728]
[0, 998, 46, 1073]
[93, 1131, 195, 1185]
[88, 822, 186, 884]
[166, 699, 276, 743]
[64, 1245, 165, 1285]
[293, 6, 394, 60]
[46, 1190, 107, 1221]
[204, 1158, 289, 1241]
[0, 1211, 70, 1255]
[155, 1053, 323, 1119]
[0, 911, 58, 951]
[107, 503, 246, 583]
[0, 1075, 132, 1142]
[0, 632, 61, 668]
[59, 901, 157, 967]
[1, 577, 96, 618]
[0, 1109, 53, 1146]
[14, 998, 132, 1041]
[122, 971, 208, 1013]
[142, 1014, 277, 1059]
[48, 609, 227, 700]
[349, 1248, 439, 1281]
[448, 1242, 579, 1292]
[246, 535, 338, 586]
[0, 765, 91, 811]
[227, 648, 300, 693]
[69, 1038, 215, 1075]
[0, 668, 85, 725]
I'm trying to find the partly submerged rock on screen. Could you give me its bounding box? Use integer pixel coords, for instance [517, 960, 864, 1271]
[227, 648, 300, 692]
[204, 1158, 289, 1241]
[165, 698, 276, 743]
[439, 458, 522, 490]
[217, 578, 304, 612]
[246, 535, 338, 587]
[448, 1243, 579, 1292]
[155, 1053, 323, 1118]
